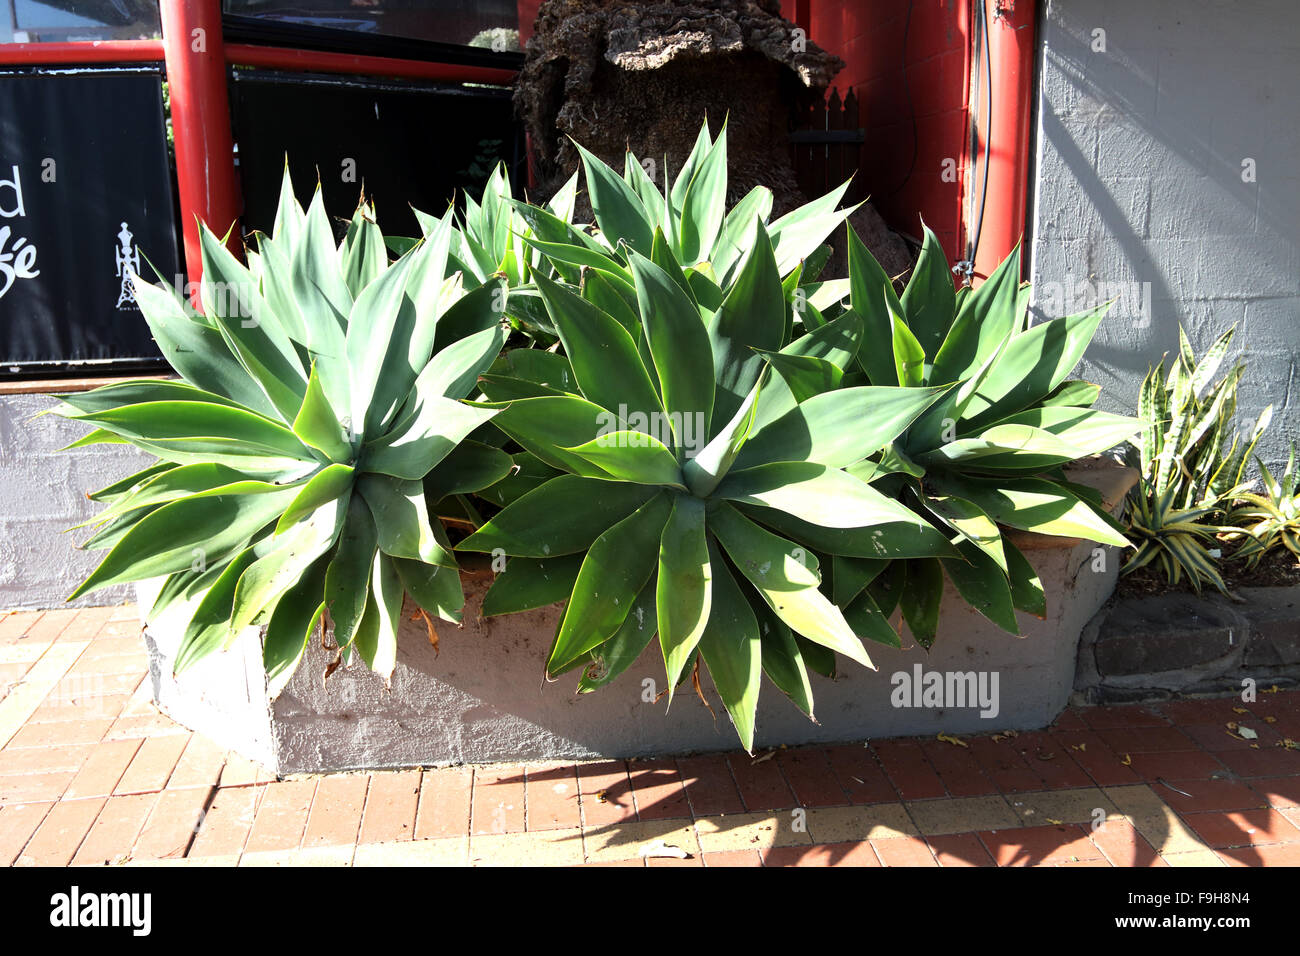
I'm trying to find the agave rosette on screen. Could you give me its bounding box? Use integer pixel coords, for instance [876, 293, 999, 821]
[54, 169, 510, 691]
[458, 201, 955, 751]
[830, 227, 1145, 644]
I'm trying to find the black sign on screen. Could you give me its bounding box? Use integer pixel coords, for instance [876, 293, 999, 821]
[230, 70, 523, 241]
[0, 68, 179, 372]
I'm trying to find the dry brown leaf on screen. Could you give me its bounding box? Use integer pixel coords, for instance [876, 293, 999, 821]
[752, 751, 776, 765]
[322, 647, 343, 684]
[937, 733, 967, 748]
[1264, 716, 1277, 724]
[1120, 753, 1132, 766]
[1071, 743, 1087, 752]
[1232, 707, 1249, 715]
[690, 659, 716, 719]
[412, 608, 439, 657]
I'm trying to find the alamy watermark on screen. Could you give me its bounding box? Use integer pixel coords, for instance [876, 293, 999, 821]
[595, 405, 709, 457]
[1036, 276, 1151, 328]
[50, 886, 151, 936]
[890, 663, 1000, 719]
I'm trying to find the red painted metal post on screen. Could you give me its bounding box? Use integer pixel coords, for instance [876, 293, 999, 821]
[973, 0, 1037, 282]
[160, 0, 242, 289]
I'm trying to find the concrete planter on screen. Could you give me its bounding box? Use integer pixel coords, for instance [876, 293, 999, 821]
[140, 458, 1137, 774]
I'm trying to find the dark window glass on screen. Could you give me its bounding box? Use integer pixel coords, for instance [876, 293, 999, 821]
[3, 1, 161, 44]
[223, 1, 520, 50]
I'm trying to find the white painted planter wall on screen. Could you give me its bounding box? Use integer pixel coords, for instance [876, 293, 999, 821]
[139, 462, 1137, 774]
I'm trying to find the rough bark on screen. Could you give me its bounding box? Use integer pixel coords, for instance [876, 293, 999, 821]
[515, 0, 913, 279]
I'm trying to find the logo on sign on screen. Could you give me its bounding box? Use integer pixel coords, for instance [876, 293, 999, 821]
[115, 221, 140, 310]
[0, 164, 39, 300]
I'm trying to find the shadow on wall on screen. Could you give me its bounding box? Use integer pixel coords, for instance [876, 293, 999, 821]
[1028, 1, 1300, 470]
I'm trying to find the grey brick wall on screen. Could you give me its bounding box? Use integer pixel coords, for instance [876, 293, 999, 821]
[1028, 0, 1300, 471]
[0, 392, 154, 609]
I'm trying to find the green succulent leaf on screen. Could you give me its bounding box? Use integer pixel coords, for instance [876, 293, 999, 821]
[943, 476, 1130, 547]
[574, 139, 654, 256]
[533, 271, 663, 423]
[755, 595, 815, 717]
[655, 495, 713, 698]
[357, 473, 455, 567]
[940, 540, 1019, 634]
[323, 494, 379, 648]
[735, 385, 947, 471]
[899, 557, 944, 649]
[699, 543, 761, 752]
[548, 492, 672, 676]
[263, 558, 328, 699]
[482, 554, 584, 617]
[710, 503, 872, 670]
[393, 557, 464, 625]
[899, 222, 957, 359]
[1004, 538, 1046, 618]
[577, 576, 658, 694]
[628, 251, 715, 452]
[717, 462, 931, 530]
[459, 475, 656, 557]
[70, 481, 299, 599]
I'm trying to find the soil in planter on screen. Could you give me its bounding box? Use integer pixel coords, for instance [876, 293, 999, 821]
[1115, 543, 1300, 599]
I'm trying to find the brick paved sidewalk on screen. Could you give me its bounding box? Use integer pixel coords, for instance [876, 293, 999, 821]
[2, 606, 1298, 867]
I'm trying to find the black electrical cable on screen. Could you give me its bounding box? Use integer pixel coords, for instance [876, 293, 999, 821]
[966, 0, 993, 272]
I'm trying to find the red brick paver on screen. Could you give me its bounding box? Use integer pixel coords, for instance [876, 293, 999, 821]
[2, 605, 1299, 867]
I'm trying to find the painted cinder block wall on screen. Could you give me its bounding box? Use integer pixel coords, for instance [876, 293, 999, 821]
[0, 391, 151, 610]
[1028, 0, 1300, 470]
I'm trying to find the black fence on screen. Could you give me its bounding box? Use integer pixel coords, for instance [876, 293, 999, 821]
[790, 87, 866, 205]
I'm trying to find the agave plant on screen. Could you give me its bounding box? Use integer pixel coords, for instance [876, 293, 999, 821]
[1121, 325, 1271, 592]
[1223, 445, 1300, 569]
[833, 227, 1144, 644]
[54, 169, 508, 693]
[406, 161, 580, 343]
[568, 120, 852, 281]
[499, 121, 855, 319]
[457, 222, 957, 751]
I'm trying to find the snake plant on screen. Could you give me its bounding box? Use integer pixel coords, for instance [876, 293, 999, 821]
[54, 169, 508, 692]
[1121, 325, 1271, 592]
[1224, 445, 1300, 570]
